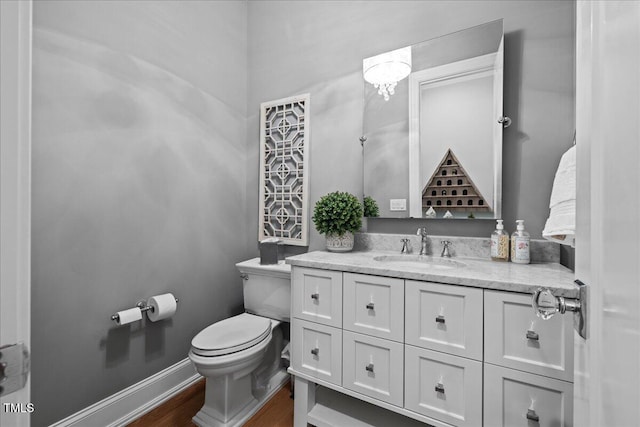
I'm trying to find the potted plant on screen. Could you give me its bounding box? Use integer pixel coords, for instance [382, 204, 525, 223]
[363, 196, 380, 217]
[361, 195, 379, 232]
[312, 191, 363, 252]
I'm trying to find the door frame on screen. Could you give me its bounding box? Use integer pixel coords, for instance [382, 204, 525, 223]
[0, 0, 32, 425]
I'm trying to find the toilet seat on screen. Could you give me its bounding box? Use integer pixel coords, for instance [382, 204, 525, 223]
[191, 313, 272, 357]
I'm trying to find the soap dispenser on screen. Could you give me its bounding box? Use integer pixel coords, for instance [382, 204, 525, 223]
[510, 220, 530, 264]
[490, 220, 509, 261]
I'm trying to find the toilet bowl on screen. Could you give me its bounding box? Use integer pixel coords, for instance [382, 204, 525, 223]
[189, 312, 274, 376]
[188, 259, 291, 427]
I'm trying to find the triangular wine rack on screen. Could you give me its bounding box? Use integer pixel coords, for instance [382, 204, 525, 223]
[422, 149, 491, 212]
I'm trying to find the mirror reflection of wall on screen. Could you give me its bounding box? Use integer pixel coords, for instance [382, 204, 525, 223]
[363, 19, 504, 220]
[415, 55, 498, 219]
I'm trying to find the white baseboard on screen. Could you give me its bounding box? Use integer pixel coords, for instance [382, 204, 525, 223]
[50, 358, 202, 427]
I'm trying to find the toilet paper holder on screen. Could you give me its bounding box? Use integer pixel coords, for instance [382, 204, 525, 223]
[111, 297, 179, 323]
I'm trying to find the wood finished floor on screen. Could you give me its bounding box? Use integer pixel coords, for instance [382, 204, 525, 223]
[126, 379, 293, 427]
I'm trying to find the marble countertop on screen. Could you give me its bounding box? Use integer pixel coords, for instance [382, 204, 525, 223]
[285, 250, 578, 298]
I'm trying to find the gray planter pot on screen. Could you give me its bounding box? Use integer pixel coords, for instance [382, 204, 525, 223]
[325, 231, 354, 252]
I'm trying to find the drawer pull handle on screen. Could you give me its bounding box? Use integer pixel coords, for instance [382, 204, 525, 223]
[365, 363, 374, 372]
[526, 330, 539, 341]
[526, 409, 540, 422]
[310, 293, 319, 300]
[435, 315, 446, 324]
[310, 347, 319, 356]
[434, 382, 445, 393]
[366, 302, 375, 310]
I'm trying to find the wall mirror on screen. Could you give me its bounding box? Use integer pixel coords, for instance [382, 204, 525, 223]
[363, 19, 504, 219]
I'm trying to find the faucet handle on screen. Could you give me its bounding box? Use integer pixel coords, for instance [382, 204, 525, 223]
[441, 240, 452, 257]
[400, 238, 410, 254]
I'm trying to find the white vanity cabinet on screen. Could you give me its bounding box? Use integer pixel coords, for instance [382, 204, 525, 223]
[291, 318, 342, 386]
[291, 267, 344, 386]
[342, 330, 404, 406]
[484, 364, 573, 427]
[343, 273, 404, 342]
[404, 281, 484, 426]
[484, 290, 574, 381]
[404, 345, 482, 426]
[292, 267, 343, 327]
[289, 266, 575, 427]
[483, 291, 574, 426]
[405, 281, 483, 360]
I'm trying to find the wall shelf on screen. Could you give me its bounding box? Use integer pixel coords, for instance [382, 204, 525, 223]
[422, 149, 491, 213]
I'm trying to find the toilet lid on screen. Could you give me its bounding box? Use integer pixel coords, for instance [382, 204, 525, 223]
[191, 313, 272, 357]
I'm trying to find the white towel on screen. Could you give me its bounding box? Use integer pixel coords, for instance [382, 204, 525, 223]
[543, 145, 576, 247]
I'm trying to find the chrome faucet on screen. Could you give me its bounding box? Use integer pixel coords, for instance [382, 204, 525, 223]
[416, 227, 428, 255]
[441, 240, 452, 257]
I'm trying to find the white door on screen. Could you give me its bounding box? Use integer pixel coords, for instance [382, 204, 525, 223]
[0, 1, 32, 426]
[574, 1, 640, 426]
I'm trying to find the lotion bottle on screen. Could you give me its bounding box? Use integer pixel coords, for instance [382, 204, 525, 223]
[490, 219, 509, 261]
[510, 220, 530, 264]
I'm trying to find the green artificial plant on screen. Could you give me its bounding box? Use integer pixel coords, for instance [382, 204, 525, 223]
[362, 196, 380, 218]
[312, 191, 363, 236]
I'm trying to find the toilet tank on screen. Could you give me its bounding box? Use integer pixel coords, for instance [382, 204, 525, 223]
[236, 258, 291, 322]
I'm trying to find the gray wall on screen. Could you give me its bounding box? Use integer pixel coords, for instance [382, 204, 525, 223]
[247, 0, 576, 253]
[31, 1, 248, 425]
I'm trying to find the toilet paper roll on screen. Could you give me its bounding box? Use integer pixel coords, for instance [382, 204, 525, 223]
[147, 293, 177, 322]
[115, 307, 142, 326]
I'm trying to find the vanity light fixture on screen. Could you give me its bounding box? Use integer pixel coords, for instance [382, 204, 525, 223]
[363, 46, 412, 101]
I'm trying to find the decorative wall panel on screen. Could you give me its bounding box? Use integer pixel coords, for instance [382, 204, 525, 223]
[259, 94, 310, 246]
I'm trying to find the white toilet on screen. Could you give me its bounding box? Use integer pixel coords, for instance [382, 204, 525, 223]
[188, 258, 291, 427]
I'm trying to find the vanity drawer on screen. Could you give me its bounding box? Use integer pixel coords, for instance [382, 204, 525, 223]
[291, 318, 342, 386]
[292, 267, 342, 327]
[343, 273, 404, 342]
[484, 363, 573, 427]
[343, 331, 404, 406]
[484, 290, 574, 381]
[405, 280, 483, 360]
[404, 345, 482, 427]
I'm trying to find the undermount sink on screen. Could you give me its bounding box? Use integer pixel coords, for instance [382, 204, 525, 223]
[372, 254, 466, 270]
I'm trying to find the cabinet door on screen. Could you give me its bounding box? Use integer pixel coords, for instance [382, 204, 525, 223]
[292, 267, 342, 327]
[291, 318, 342, 386]
[343, 331, 404, 406]
[405, 280, 483, 360]
[485, 290, 574, 381]
[404, 345, 482, 427]
[343, 273, 404, 342]
[484, 363, 573, 427]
